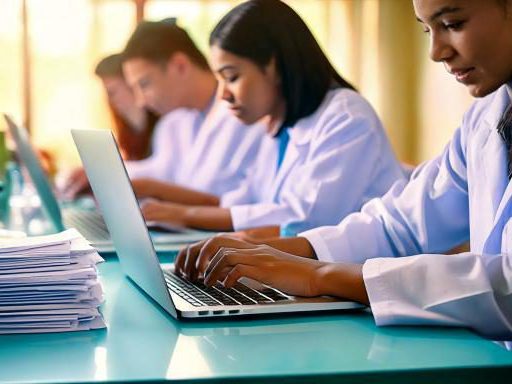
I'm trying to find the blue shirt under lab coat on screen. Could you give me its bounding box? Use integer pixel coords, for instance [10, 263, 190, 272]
[221, 88, 406, 234]
[301, 83, 512, 340]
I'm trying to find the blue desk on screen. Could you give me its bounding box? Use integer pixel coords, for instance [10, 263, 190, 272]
[0, 257, 511, 383]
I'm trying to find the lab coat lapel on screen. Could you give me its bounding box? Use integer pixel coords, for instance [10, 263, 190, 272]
[484, 126, 510, 217]
[269, 123, 312, 202]
[471, 121, 506, 252]
[269, 139, 302, 201]
[488, 173, 512, 253]
[485, 186, 512, 254]
[481, 89, 512, 252]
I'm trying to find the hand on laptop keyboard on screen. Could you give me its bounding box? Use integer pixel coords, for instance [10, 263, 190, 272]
[57, 167, 91, 201]
[164, 271, 287, 307]
[175, 234, 260, 282]
[202, 243, 362, 299]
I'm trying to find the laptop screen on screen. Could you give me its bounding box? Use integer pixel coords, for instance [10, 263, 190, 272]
[3, 114, 65, 232]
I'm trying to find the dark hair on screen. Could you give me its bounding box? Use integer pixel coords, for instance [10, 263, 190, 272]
[110, 109, 158, 161]
[500, 0, 511, 13]
[122, 20, 210, 70]
[94, 54, 158, 160]
[95, 54, 123, 78]
[209, 0, 355, 129]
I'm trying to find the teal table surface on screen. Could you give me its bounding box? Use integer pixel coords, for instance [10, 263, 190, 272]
[1, 257, 511, 384]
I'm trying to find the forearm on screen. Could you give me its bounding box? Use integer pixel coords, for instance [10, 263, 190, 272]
[183, 206, 234, 231]
[241, 226, 280, 239]
[314, 263, 369, 304]
[154, 183, 219, 206]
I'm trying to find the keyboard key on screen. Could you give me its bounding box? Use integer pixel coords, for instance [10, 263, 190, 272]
[233, 282, 274, 303]
[259, 288, 288, 301]
[162, 271, 287, 307]
[214, 284, 257, 305]
[63, 210, 111, 241]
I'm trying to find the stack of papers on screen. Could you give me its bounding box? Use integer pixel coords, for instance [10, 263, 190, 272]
[0, 228, 106, 334]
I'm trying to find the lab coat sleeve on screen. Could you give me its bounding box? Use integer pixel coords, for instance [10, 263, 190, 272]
[125, 153, 173, 181]
[363, 252, 512, 340]
[230, 94, 401, 232]
[300, 125, 471, 263]
[300, 99, 512, 338]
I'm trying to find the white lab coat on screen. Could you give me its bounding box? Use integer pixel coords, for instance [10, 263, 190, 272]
[221, 88, 405, 234]
[301, 84, 512, 340]
[125, 98, 264, 196]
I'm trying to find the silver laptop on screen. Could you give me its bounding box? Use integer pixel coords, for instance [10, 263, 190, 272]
[72, 128, 363, 319]
[4, 114, 112, 246]
[4, 115, 214, 253]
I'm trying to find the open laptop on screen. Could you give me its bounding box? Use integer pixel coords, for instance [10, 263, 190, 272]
[72, 128, 363, 319]
[4, 114, 214, 253]
[4, 114, 111, 246]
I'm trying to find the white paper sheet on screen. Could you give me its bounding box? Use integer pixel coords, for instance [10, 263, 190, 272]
[0, 229, 105, 334]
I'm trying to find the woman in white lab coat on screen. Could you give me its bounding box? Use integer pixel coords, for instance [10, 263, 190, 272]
[140, 0, 405, 237]
[183, 0, 512, 340]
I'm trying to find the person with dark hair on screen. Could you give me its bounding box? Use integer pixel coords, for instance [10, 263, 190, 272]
[94, 54, 158, 161]
[119, 20, 265, 205]
[61, 53, 158, 199]
[140, 0, 404, 237]
[183, 0, 512, 342]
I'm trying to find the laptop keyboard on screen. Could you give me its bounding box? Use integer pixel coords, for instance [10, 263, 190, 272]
[62, 209, 111, 242]
[163, 270, 288, 307]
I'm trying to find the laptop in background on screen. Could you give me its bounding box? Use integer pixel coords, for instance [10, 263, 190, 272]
[4, 114, 111, 247]
[72, 128, 363, 319]
[4, 114, 214, 253]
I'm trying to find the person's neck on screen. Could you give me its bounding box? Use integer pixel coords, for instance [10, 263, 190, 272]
[266, 100, 287, 136]
[186, 69, 217, 112]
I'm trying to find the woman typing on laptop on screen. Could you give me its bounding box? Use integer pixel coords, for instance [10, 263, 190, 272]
[137, 0, 405, 239]
[180, 0, 512, 341]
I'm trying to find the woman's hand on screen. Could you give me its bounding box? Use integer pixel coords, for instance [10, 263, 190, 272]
[175, 233, 317, 282]
[203, 244, 326, 297]
[175, 235, 258, 281]
[203, 244, 369, 303]
[59, 167, 91, 200]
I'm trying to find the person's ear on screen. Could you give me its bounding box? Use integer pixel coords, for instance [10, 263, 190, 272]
[168, 52, 191, 76]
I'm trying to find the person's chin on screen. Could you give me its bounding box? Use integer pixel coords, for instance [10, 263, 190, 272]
[231, 110, 258, 125]
[237, 116, 258, 125]
[467, 82, 502, 98]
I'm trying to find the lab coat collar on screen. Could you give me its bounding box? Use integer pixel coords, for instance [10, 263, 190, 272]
[268, 95, 326, 200]
[269, 130, 306, 201]
[483, 84, 511, 130]
[269, 89, 339, 200]
[481, 84, 512, 252]
[288, 118, 313, 146]
[286, 89, 340, 146]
